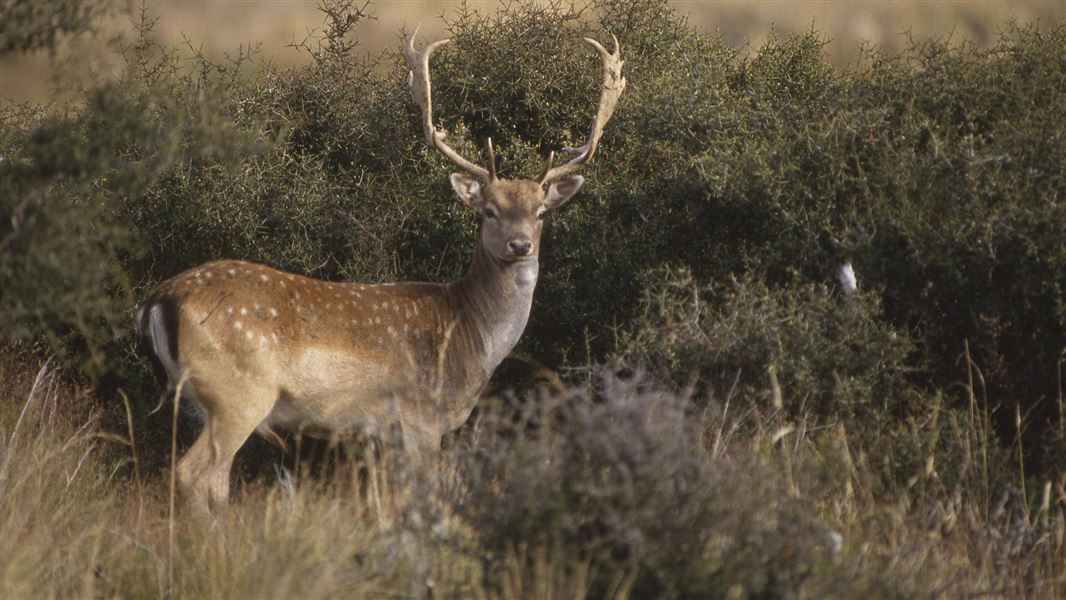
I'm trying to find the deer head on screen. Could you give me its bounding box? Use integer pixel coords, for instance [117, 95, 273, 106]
[403, 27, 626, 264]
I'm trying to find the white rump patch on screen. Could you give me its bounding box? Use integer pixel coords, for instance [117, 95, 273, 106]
[147, 304, 182, 384]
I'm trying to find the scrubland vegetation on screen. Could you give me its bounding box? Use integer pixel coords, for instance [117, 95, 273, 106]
[2, 1, 1064, 597]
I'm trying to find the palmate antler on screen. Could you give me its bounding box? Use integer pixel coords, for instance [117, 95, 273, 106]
[404, 25, 494, 182]
[537, 34, 626, 184]
[404, 26, 625, 184]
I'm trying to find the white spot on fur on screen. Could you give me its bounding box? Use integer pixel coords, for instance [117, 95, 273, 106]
[374, 317, 381, 324]
[240, 307, 248, 316]
[228, 268, 236, 276]
[260, 274, 269, 282]
[245, 330, 254, 340]
[269, 308, 278, 318]
[253, 302, 261, 311]
[226, 307, 234, 315]
[235, 321, 243, 331]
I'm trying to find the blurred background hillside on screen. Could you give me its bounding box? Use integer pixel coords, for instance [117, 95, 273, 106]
[3, 0, 1064, 106]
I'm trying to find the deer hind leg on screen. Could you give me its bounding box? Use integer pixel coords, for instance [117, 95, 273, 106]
[176, 382, 278, 515]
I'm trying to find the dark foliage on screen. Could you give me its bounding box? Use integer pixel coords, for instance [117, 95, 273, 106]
[0, 0, 114, 55]
[1, 0, 1063, 474]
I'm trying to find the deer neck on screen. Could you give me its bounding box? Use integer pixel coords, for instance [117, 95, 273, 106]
[451, 242, 538, 376]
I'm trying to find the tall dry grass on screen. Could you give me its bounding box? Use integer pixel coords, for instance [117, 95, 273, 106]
[0, 353, 469, 598]
[2, 352, 1063, 598]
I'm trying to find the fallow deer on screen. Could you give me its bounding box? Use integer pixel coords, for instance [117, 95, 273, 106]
[138, 28, 625, 514]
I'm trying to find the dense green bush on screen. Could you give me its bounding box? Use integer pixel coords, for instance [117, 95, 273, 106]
[617, 266, 913, 420]
[1, 0, 1064, 470]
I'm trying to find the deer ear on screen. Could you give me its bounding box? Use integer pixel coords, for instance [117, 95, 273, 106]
[544, 175, 584, 210]
[450, 173, 483, 209]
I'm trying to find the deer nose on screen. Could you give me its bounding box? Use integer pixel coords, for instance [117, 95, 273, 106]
[507, 239, 534, 256]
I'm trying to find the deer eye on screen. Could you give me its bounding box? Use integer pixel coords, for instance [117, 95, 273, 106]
[482, 207, 498, 219]
[536, 210, 546, 220]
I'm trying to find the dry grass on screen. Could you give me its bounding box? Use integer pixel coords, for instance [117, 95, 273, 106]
[2, 0, 1063, 106]
[2, 352, 1063, 598]
[0, 353, 468, 598]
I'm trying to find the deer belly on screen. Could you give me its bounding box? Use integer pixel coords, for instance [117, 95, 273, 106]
[262, 351, 421, 437]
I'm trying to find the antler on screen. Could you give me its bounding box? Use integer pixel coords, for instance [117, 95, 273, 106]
[404, 25, 494, 181]
[538, 34, 626, 184]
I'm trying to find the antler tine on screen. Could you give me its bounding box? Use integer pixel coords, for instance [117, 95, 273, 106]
[535, 151, 555, 184]
[404, 25, 491, 181]
[486, 137, 498, 181]
[541, 34, 626, 183]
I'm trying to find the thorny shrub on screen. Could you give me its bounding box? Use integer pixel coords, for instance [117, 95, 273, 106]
[0, 0, 1063, 508]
